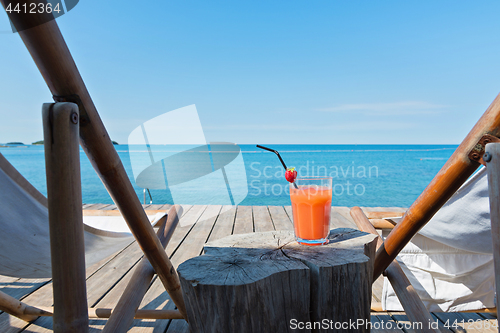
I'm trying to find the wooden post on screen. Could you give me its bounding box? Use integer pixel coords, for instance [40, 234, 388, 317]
[350, 207, 439, 333]
[485, 143, 500, 324]
[373, 93, 500, 279]
[1, 0, 187, 319]
[103, 205, 183, 333]
[43, 102, 88, 332]
[178, 229, 377, 333]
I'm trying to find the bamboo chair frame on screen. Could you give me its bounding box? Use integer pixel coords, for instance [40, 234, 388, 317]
[0, 1, 187, 331]
[3, 0, 500, 330]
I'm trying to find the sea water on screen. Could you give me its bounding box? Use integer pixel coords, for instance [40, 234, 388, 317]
[0, 144, 458, 207]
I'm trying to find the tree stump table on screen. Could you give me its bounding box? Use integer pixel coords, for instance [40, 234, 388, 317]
[177, 228, 377, 333]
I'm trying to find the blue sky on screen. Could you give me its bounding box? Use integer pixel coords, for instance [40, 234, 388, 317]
[1, 0, 500, 144]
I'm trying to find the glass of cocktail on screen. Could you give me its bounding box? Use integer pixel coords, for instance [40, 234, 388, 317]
[289, 177, 332, 246]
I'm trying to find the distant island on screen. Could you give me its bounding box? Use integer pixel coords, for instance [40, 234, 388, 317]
[30, 140, 119, 145]
[0, 142, 27, 148]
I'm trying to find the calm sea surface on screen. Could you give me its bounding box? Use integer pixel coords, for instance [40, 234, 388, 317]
[0, 144, 458, 207]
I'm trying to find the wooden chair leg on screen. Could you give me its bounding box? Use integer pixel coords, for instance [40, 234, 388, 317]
[374, 93, 500, 279]
[43, 102, 88, 332]
[350, 207, 440, 333]
[103, 205, 183, 333]
[485, 143, 500, 322]
[364, 211, 405, 219]
[0, 287, 182, 322]
[0, 290, 39, 322]
[24, 306, 183, 320]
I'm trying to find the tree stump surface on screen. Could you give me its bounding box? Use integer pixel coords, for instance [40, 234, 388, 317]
[178, 228, 377, 333]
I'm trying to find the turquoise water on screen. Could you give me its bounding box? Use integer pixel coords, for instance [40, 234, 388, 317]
[0, 144, 458, 207]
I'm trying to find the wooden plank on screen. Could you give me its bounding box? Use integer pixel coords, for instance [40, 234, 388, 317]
[158, 204, 173, 211]
[92, 204, 111, 210]
[86, 243, 144, 307]
[101, 208, 180, 333]
[172, 205, 222, 268]
[19, 215, 191, 333]
[233, 206, 253, 235]
[0, 276, 49, 300]
[178, 205, 207, 228]
[371, 276, 384, 302]
[164, 205, 199, 256]
[206, 206, 236, 243]
[83, 204, 100, 210]
[331, 207, 358, 229]
[88, 209, 193, 333]
[167, 205, 236, 333]
[145, 204, 164, 211]
[135, 206, 222, 333]
[166, 319, 190, 333]
[284, 205, 293, 221]
[390, 312, 423, 333]
[371, 313, 405, 332]
[101, 204, 117, 211]
[268, 206, 293, 231]
[0, 242, 137, 332]
[252, 206, 274, 232]
[8, 204, 194, 332]
[82, 209, 171, 217]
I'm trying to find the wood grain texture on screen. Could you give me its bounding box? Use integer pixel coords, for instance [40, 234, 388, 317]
[268, 206, 293, 231]
[87, 207, 196, 333]
[232, 206, 253, 234]
[206, 206, 236, 243]
[485, 142, 500, 323]
[43, 103, 88, 333]
[102, 206, 183, 333]
[178, 229, 377, 333]
[0, 205, 495, 332]
[252, 206, 274, 232]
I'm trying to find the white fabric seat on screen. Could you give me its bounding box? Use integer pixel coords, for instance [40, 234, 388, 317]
[0, 153, 163, 278]
[382, 167, 495, 311]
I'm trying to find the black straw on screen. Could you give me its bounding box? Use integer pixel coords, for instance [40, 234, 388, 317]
[256, 145, 298, 189]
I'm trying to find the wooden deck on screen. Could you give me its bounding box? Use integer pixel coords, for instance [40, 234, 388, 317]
[0, 205, 497, 332]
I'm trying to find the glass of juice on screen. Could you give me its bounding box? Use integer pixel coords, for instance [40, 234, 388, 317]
[289, 177, 332, 246]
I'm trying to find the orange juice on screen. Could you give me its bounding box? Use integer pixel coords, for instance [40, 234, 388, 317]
[290, 185, 332, 245]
